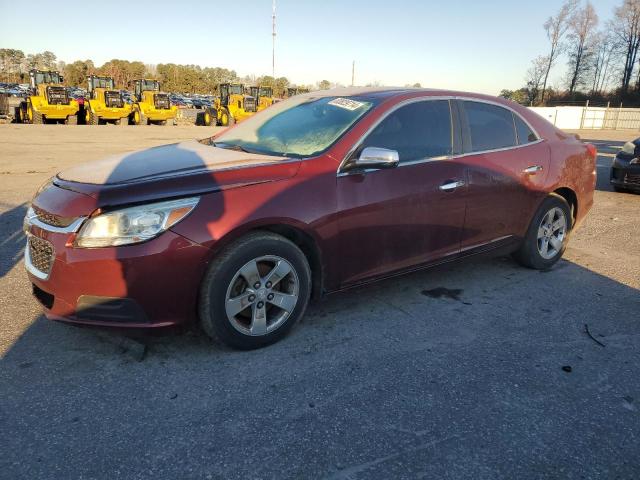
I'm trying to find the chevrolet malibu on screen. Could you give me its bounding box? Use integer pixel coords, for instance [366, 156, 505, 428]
[24, 88, 597, 349]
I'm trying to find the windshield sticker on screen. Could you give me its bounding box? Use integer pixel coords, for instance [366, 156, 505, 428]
[328, 98, 366, 111]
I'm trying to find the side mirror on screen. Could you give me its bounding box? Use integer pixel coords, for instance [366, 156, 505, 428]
[352, 147, 399, 170]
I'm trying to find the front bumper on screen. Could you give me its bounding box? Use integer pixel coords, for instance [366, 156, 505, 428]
[611, 156, 640, 191]
[25, 215, 211, 329]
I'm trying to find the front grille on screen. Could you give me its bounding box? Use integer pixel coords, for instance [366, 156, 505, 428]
[32, 206, 75, 228]
[28, 236, 54, 276]
[154, 93, 170, 109]
[46, 86, 69, 105]
[244, 96, 257, 112]
[104, 90, 124, 108]
[624, 173, 640, 185]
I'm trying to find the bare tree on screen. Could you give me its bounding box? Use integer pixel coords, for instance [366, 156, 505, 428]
[541, 0, 579, 103]
[526, 55, 549, 105]
[590, 30, 617, 95]
[567, 2, 598, 95]
[613, 0, 640, 91]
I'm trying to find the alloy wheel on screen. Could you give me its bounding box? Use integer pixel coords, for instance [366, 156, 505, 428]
[225, 255, 299, 336]
[537, 207, 567, 259]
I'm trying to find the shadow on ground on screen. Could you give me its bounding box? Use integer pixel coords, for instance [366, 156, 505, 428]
[0, 203, 27, 279]
[1, 254, 639, 479]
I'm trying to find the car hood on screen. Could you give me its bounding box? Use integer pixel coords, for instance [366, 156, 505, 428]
[53, 140, 301, 207]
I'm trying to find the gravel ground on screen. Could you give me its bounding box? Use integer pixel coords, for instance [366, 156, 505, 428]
[0, 125, 638, 480]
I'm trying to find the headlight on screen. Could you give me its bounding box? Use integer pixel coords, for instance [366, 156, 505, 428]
[75, 197, 199, 248]
[622, 141, 636, 155]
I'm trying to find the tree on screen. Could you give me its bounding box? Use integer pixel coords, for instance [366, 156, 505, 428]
[0, 49, 25, 82]
[63, 60, 95, 87]
[590, 30, 617, 95]
[614, 0, 640, 91]
[317, 79, 331, 90]
[541, 0, 578, 103]
[566, 2, 598, 95]
[526, 55, 550, 105]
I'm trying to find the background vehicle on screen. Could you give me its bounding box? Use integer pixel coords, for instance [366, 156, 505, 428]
[17, 70, 79, 124]
[287, 87, 309, 97]
[130, 79, 177, 125]
[24, 88, 597, 350]
[249, 85, 275, 111]
[204, 83, 256, 126]
[611, 139, 640, 193]
[84, 75, 132, 125]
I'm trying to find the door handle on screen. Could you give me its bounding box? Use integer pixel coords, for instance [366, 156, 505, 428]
[439, 180, 465, 192]
[523, 165, 543, 174]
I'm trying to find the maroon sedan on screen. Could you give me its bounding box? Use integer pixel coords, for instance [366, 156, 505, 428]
[24, 88, 597, 349]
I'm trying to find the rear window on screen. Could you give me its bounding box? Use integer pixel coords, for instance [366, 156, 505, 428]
[464, 101, 516, 152]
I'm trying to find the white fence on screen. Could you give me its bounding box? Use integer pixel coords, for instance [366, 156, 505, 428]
[529, 105, 640, 130]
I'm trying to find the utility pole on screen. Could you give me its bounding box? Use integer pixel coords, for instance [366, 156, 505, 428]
[351, 60, 355, 87]
[272, 0, 276, 79]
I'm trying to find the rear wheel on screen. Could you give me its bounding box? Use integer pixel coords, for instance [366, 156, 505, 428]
[613, 185, 630, 193]
[512, 194, 572, 270]
[204, 107, 216, 126]
[199, 232, 311, 349]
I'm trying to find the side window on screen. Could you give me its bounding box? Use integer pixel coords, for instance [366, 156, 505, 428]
[513, 113, 538, 145]
[464, 101, 516, 152]
[359, 100, 452, 163]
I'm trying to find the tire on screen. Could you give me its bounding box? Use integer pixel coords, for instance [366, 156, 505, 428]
[132, 106, 145, 126]
[613, 186, 630, 193]
[204, 107, 216, 126]
[199, 231, 312, 350]
[86, 104, 99, 125]
[512, 194, 572, 270]
[218, 108, 234, 127]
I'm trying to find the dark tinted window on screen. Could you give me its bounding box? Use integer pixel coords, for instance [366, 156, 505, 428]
[361, 100, 452, 162]
[513, 113, 538, 144]
[464, 101, 516, 152]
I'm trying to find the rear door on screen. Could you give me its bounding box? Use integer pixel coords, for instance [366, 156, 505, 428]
[457, 100, 550, 250]
[336, 99, 467, 286]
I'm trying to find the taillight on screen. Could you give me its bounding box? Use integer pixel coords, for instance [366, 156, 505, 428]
[586, 143, 597, 159]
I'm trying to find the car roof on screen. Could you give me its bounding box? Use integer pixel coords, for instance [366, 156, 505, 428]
[298, 86, 506, 103]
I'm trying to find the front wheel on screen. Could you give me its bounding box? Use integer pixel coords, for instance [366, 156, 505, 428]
[199, 232, 311, 349]
[512, 194, 572, 270]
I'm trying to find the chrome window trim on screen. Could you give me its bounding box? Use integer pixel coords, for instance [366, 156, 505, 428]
[336, 95, 543, 176]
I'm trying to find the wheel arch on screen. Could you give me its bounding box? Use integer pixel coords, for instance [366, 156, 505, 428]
[207, 220, 325, 301]
[552, 187, 578, 226]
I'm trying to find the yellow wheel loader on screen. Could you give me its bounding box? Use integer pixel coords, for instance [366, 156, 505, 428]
[18, 70, 79, 124]
[203, 83, 256, 127]
[84, 75, 132, 125]
[130, 79, 177, 126]
[249, 86, 276, 112]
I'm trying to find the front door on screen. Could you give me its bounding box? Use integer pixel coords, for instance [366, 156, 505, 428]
[336, 99, 467, 287]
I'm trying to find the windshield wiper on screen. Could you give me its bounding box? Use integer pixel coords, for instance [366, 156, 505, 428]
[212, 142, 254, 154]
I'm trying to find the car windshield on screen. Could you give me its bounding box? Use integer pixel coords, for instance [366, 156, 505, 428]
[213, 95, 376, 157]
[142, 80, 159, 91]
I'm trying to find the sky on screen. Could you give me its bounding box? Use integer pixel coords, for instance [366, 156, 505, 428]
[0, 0, 621, 94]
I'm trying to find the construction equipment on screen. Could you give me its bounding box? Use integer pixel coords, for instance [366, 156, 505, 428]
[17, 70, 79, 124]
[286, 87, 309, 98]
[130, 79, 177, 125]
[84, 75, 132, 125]
[249, 86, 276, 112]
[203, 83, 256, 127]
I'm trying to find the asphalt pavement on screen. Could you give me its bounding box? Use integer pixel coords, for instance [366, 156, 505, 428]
[0, 126, 638, 480]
